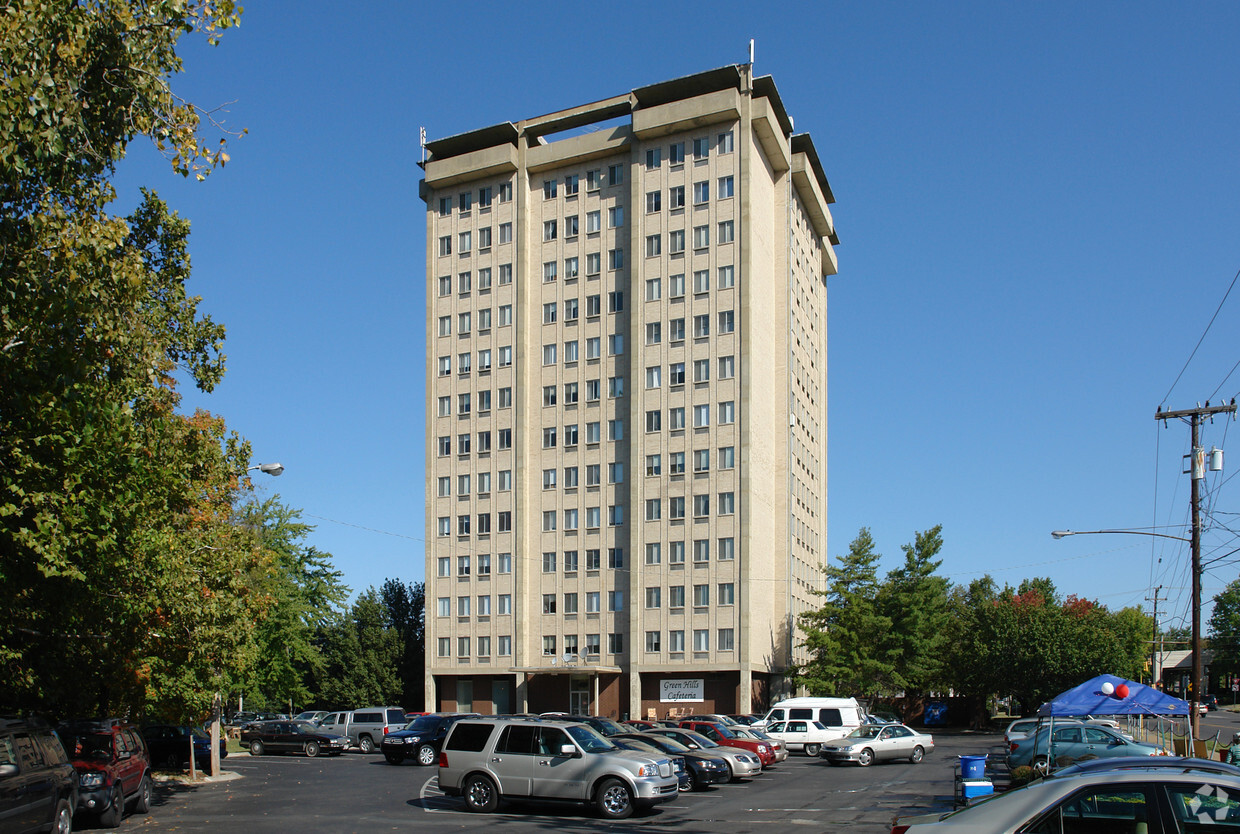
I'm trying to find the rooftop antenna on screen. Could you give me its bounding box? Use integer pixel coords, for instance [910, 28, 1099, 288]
[749, 38, 755, 66]
[420, 126, 426, 164]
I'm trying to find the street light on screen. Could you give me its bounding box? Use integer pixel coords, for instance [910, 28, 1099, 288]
[208, 460, 285, 778]
[1050, 526, 1200, 737]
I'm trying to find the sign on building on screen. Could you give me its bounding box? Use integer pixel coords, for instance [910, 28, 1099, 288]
[660, 679, 704, 703]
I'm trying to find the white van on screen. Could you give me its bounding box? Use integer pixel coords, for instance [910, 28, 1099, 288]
[757, 697, 864, 740]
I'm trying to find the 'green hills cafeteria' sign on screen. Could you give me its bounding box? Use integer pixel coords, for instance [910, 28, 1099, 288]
[660, 679, 704, 702]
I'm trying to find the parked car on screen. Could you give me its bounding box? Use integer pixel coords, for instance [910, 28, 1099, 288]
[1204, 694, 1220, 711]
[866, 711, 903, 725]
[729, 725, 788, 762]
[0, 716, 76, 834]
[614, 732, 731, 791]
[438, 717, 679, 819]
[317, 707, 406, 753]
[680, 714, 740, 726]
[225, 711, 257, 727]
[58, 718, 152, 828]
[610, 737, 691, 792]
[1006, 723, 1160, 772]
[240, 721, 349, 757]
[727, 714, 762, 726]
[891, 759, 1240, 832]
[820, 723, 934, 766]
[764, 719, 842, 756]
[677, 720, 776, 767]
[381, 713, 477, 765]
[293, 711, 330, 724]
[644, 727, 763, 781]
[756, 696, 865, 740]
[140, 724, 227, 770]
[538, 714, 629, 738]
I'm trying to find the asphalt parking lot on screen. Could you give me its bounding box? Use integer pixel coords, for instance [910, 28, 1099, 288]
[121, 731, 1003, 833]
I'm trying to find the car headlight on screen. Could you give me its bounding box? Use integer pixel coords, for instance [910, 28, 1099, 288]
[406, 736, 421, 743]
[758, 745, 769, 753]
[79, 772, 104, 789]
[636, 764, 656, 777]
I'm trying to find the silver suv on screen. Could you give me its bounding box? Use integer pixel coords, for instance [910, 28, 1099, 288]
[317, 707, 405, 753]
[439, 718, 679, 819]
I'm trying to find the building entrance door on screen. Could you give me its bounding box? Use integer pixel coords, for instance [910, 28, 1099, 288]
[569, 675, 591, 715]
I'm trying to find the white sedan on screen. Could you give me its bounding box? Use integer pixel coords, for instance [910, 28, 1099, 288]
[820, 723, 934, 766]
[763, 720, 845, 756]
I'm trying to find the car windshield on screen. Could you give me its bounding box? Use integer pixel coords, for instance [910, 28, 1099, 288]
[619, 739, 662, 755]
[680, 730, 718, 748]
[291, 723, 320, 735]
[566, 725, 615, 753]
[590, 718, 628, 736]
[65, 733, 112, 760]
[642, 735, 687, 753]
[713, 724, 738, 739]
[847, 726, 883, 740]
[403, 716, 441, 732]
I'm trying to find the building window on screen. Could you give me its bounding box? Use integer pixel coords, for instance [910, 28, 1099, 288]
[498, 553, 512, 574]
[608, 505, 624, 526]
[478, 226, 491, 248]
[720, 401, 735, 424]
[543, 344, 557, 365]
[544, 262, 557, 283]
[718, 583, 735, 605]
[718, 220, 734, 243]
[693, 225, 709, 249]
[718, 175, 734, 198]
[438, 275, 451, 296]
[458, 595, 471, 616]
[544, 179, 557, 199]
[565, 256, 579, 279]
[669, 410, 686, 433]
[586, 423, 601, 445]
[608, 249, 623, 270]
[565, 174, 579, 196]
[670, 541, 685, 565]
[719, 492, 735, 515]
[564, 592, 579, 614]
[646, 191, 661, 213]
[608, 164, 623, 186]
[586, 379, 600, 401]
[669, 362, 685, 386]
[608, 333, 624, 355]
[645, 543, 661, 565]
[459, 230, 471, 253]
[719, 355, 735, 379]
[586, 169, 601, 191]
[498, 635, 512, 655]
[498, 593, 512, 614]
[669, 496, 685, 520]
[694, 314, 710, 338]
[718, 629, 734, 651]
[719, 310, 734, 333]
[497, 510, 511, 531]
[692, 538, 710, 563]
[437, 597, 450, 617]
[608, 206, 624, 228]
[645, 234, 661, 257]
[645, 631, 661, 653]
[587, 591, 600, 612]
[646, 277, 661, 301]
[438, 196, 451, 216]
[669, 186, 685, 209]
[543, 635, 557, 656]
[477, 636, 491, 657]
[458, 555, 471, 575]
[694, 449, 710, 472]
[693, 136, 710, 160]
[438, 637, 450, 657]
[498, 182, 513, 202]
[646, 147, 661, 169]
[479, 186, 492, 208]
[499, 222, 512, 244]
[608, 377, 624, 398]
[564, 423, 579, 446]
[718, 537, 735, 561]
[693, 180, 709, 204]
[668, 229, 684, 253]
[694, 630, 710, 652]
[498, 264, 512, 285]
[670, 273, 685, 298]
[438, 235, 451, 256]
[693, 358, 709, 383]
[719, 446, 735, 469]
[693, 583, 710, 606]
[693, 269, 710, 294]
[542, 594, 556, 614]
[565, 214, 579, 237]
[646, 498, 661, 521]
[646, 410, 662, 433]
[608, 547, 624, 569]
[607, 633, 624, 655]
[669, 142, 685, 165]
[669, 585, 685, 608]
[718, 130, 734, 154]
[694, 404, 710, 428]
[543, 302, 557, 324]
[646, 454, 661, 476]
[543, 220, 557, 241]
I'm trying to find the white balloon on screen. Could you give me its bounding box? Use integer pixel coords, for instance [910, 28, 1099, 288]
[1101, 682, 1115, 695]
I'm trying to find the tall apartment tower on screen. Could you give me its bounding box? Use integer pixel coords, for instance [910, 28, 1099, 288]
[421, 64, 837, 719]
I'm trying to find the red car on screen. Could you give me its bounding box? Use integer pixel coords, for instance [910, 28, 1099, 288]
[678, 720, 776, 767]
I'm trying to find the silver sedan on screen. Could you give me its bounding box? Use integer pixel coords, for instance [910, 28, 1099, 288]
[820, 723, 933, 766]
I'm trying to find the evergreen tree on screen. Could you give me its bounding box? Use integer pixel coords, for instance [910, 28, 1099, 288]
[878, 525, 952, 693]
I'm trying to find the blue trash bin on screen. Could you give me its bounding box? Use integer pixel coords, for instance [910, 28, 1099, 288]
[959, 754, 987, 780]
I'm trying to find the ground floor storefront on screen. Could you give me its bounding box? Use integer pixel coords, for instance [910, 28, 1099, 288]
[430, 668, 777, 719]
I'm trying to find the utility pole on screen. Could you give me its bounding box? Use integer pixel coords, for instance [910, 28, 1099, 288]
[1146, 585, 1163, 687]
[1156, 399, 1236, 739]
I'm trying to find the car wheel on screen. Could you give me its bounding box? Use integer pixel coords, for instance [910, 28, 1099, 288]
[384, 751, 404, 765]
[909, 745, 924, 764]
[724, 761, 737, 782]
[358, 735, 375, 753]
[250, 740, 265, 756]
[52, 798, 72, 834]
[1032, 755, 1050, 775]
[804, 743, 821, 757]
[857, 747, 874, 767]
[595, 777, 634, 820]
[99, 783, 125, 828]
[134, 773, 152, 813]
[417, 743, 437, 766]
[688, 769, 704, 791]
[463, 773, 499, 813]
[305, 741, 321, 758]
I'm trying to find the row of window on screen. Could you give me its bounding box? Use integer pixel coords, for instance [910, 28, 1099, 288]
[436, 267, 512, 297]
[436, 445, 737, 499]
[644, 132, 734, 170]
[435, 633, 629, 659]
[437, 182, 513, 217]
[542, 165, 626, 200]
[643, 222, 733, 256]
[432, 536, 738, 579]
[436, 264, 736, 306]
[643, 628, 733, 653]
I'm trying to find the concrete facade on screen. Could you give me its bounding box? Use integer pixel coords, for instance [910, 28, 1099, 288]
[421, 65, 837, 720]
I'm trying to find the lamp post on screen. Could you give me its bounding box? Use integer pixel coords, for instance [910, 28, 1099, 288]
[208, 461, 284, 777]
[1050, 527, 1198, 736]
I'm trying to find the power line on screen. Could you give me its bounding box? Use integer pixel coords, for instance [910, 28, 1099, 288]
[1159, 264, 1240, 408]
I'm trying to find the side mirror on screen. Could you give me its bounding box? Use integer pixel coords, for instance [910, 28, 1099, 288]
[0, 763, 17, 778]
[559, 744, 579, 758]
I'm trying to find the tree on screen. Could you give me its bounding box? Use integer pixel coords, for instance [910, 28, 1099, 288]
[379, 579, 425, 710]
[317, 591, 402, 709]
[1, 0, 246, 718]
[1209, 580, 1240, 680]
[877, 525, 952, 693]
[794, 528, 896, 697]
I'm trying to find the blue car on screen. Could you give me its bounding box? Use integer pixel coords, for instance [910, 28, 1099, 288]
[1007, 723, 1160, 772]
[141, 724, 228, 770]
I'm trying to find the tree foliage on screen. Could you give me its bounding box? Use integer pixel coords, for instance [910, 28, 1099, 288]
[877, 525, 952, 693]
[0, 0, 248, 719]
[1209, 580, 1240, 680]
[316, 591, 403, 709]
[380, 579, 426, 711]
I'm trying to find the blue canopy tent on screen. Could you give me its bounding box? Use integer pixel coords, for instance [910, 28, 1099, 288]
[1036, 674, 1190, 718]
[1029, 675, 1192, 769]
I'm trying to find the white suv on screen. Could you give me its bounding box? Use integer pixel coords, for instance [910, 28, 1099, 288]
[439, 718, 680, 819]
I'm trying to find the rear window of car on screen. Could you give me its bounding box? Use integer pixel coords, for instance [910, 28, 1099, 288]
[386, 709, 405, 725]
[353, 712, 381, 723]
[446, 723, 495, 753]
[789, 708, 812, 720]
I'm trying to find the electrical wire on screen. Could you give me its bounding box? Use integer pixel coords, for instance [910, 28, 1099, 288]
[1159, 263, 1240, 408]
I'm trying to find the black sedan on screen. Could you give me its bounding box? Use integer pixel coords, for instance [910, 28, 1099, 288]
[240, 721, 349, 757]
[381, 713, 477, 765]
[141, 724, 227, 770]
[615, 732, 731, 791]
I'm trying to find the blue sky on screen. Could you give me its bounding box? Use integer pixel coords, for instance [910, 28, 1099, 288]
[112, 1, 1240, 634]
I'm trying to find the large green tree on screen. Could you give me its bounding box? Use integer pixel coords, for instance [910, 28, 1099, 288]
[1208, 580, 1240, 681]
[380, 579, 426, 711]
[794, 528, 896, 697]
[877, 525, 952, 694]
[0, 0, 249, 718]
[317, 591, 403, 709]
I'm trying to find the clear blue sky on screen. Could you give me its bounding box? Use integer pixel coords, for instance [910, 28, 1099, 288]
[113, 1, 1240, 636]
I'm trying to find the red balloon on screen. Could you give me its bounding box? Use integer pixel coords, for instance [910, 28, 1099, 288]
[1115, 683, 1130, 699]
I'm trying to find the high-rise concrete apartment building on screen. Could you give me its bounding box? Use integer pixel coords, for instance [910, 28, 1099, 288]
[421, 64, 837, 720]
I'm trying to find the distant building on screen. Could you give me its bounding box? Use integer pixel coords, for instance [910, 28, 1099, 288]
[420, 64, 838, 719]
